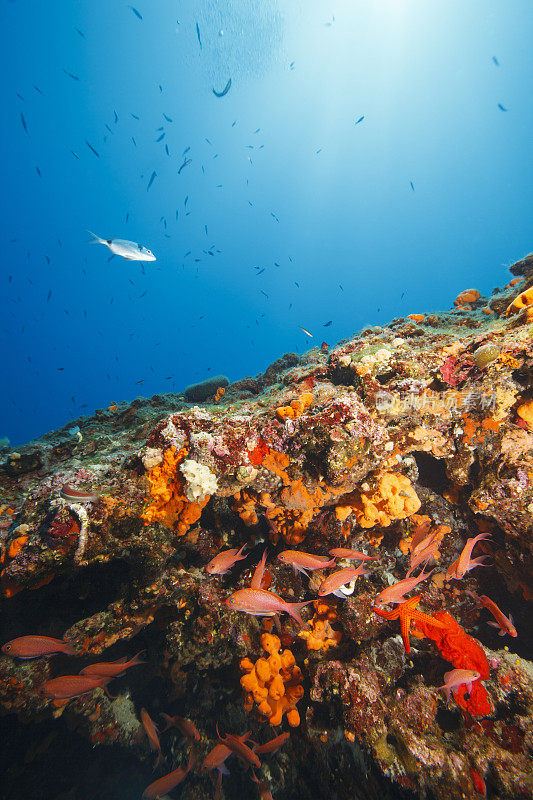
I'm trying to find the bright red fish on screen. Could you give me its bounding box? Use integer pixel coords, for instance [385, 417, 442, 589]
[160, 712, 200, 741]
[2, 635, 77, 659]
[217, 729, 260, 768]
[142, 750, 195, 799]
[252, 732, 290, 754]
[80, 651, 146, 677]
[141, 708, 165, 770]
[225, 588, 312, 628]
[39, 675, 109, 700]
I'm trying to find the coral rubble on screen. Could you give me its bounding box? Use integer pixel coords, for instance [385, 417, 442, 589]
[1, 260, 533, 799]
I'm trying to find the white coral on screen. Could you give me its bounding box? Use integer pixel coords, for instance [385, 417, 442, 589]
[142, 447, 163, 471]
[180, 459, 218, 502]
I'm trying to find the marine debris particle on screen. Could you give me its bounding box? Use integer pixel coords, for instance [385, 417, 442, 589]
[1, 257, 533, 800]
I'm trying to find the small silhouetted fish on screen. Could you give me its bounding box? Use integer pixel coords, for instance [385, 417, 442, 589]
[355, 115, 365, 125]
[57, 367, 64, 371]
[34, 85, 42, 94]
[196, 21, 202, 48]
[76, 27, 85, 38]
[135, 379, 144, 384]
[204, 224, 208, 235]
[131, 113, 140, 119]
[184, 195, 189, 207]
[128, 6, 142, 20]
[183, 146, 191, 155]
[260, 290, 269, 299]
[86, 140, 99, 157]
[163, 113, 172, 122]
[492, 56, 499, 66]
[131, 136, 136, 146]
[63, 69, 80, 81]
[213, 78, 231, 97]
[147, 170, 156, 190]
[20, 112, 28, 133]
[140, 290, 147, 297]
[165, 144, 170, 156]
[323, 320, 332, 327]
[36, 166, 41, 177]
[270, 212, 279, 222]
[16, 92, 24, 100]
[184, 250, 191, 257]
[70, 150, 80, 159]
[339, 284, 344, 291]
[299, 326, 313, 337]
[45, 255, 50, 264]
[114, 109, 118, 123]
[256, 268, 265, 275]
[232, 120, 237, 127]
[125, 212, 129, 222]
[290, 61, 295, 69]
[178, 158, 191, 174]
[497, 103, 507, 111]
[205, 137, 212, 144]
[315, 148, 322, 154]
[47, 290, 52, 301]
[159, 84, 163, 92]
[156, 133, 165, 142]
[105, 124, 113, 134]
[410, 181, 415, 191]
[156, 126, 164, 131]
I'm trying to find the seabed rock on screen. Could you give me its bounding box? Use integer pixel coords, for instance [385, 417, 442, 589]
[1, 260, 532, 799]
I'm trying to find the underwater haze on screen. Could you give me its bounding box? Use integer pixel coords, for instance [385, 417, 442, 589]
[2, 0, 533, 446]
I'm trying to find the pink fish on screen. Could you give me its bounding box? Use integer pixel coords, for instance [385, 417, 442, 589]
[376, 565, 434, 605]
[39, 675, 109, 700]
[329, 548, 378, 562]
[446, 533, 490, 580]
[160, 713, 200, 741]
[437, 668, 480, 704]
[318, 564, 370, 597]
[141, 708, 166, 770]
[225, 588, 312, 628]
[206, 544, 247, 575]
[142, 750, 195, 799]
[409, 519, 432, 553]
[407, 538, 439, 577]
[251, 732, 290, 754]
[80, 651, 146, 677]
[278, 550, 336, 574]
[2, 635, 78, 659]
[467, 591, 517, 637]
[250, 549, 268, 589]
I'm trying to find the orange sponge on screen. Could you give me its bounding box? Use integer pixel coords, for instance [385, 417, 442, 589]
[299, 602, 342, 652]
[276, 392, 314, 420]
[335, 472, 421, 528]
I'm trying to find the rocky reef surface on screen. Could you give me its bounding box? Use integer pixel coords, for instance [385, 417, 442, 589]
[1, 257, 533, 800]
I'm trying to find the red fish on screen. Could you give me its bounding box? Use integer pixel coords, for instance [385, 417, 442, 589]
[160, 712, 200, 741]
[225, 588, 312, 628]
[61, 485, 96, 502]
[2, 635, 77, 659]
[206, 544, 247, 575]
[329, 548, 378, 562]
[467, 592, 517, 637]
[217, 729, 261, 768]
[278, 550, 336, 574]
[141, 708, 166, 769]
[250, 549, 269, 589]
[446, 533, 490, 580]
[201, 732, 251, 773]
[142, 750, 195, 799]
[80, 651, 146, 677]
[39, 675, 109, 700]
[375, 565, 434, 605]
[252, 732, 290, 754]
[318, 564, 370, 597]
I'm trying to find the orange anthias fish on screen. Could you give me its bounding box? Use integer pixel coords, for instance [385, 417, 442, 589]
[39, 675, 109, 700]
[2, 635, 78, 659]
[250, 549, 268, 589]
[329, 548, 378, 562]
[375, 565, 434, 606]
[226, 588, 313, 628]
[142, 750, 195, 799]
[160, 713, 200, 741]
[278, 550, 336, 575]
[201, 733, 251, 773]
[318, 564, 370, 597]
[206, 544, 247, 575]
[446, 533, 490, 580]
[437, 668, 481, 704]
[141, 708, 166, 769]
[467, 592, 517, 637]
[217, 728, 261, 768]
[80, 651, 146, 677]
[252, 732, 290, 754]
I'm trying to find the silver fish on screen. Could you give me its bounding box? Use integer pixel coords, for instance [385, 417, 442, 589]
[88, 232, 156, 261]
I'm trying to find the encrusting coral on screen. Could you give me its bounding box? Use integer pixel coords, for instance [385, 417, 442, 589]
[240, 633, 303, 726]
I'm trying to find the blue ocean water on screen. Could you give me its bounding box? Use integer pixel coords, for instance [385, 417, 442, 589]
[2, 0, 532, 446]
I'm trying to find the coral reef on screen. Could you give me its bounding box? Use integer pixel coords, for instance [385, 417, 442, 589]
[1, 258, 533, 799]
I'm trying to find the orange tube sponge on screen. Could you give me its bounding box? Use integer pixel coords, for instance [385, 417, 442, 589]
[335, 472, 421, 528]
[454, 289, 480, 308]
[240, 633, 304, 727]
[142, 446, 209, 535]
[276, 392, 314, 420]
[299, 602, 342, 652]
[506, 286, 533, 316]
